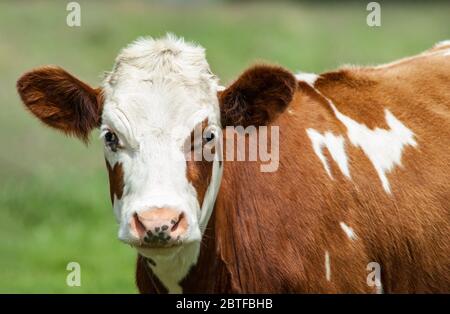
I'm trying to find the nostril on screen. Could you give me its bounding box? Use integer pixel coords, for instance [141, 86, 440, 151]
[171, 212, 185, 232]
[131, 212, 147, 238]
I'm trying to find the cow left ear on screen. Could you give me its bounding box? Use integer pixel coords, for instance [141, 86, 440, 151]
[218, 64, 297, 127]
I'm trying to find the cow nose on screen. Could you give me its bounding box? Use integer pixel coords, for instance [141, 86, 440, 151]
[130, 207, 188, 246]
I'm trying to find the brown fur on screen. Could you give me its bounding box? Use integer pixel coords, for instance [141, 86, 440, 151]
[186, 159, 213, 207]
[186, 120, 214, 207]
[16, 66, 102, 142]
[136, 255, 168, 294]
[106, 160, 124, 203]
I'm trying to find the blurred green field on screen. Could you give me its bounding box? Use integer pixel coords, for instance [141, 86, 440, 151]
[0, 0, 449, 293]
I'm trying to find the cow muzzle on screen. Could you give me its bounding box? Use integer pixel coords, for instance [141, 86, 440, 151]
[129, 207, 189, 248]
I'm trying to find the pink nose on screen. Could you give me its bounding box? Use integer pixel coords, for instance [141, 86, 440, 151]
[130, 207, 188, 246]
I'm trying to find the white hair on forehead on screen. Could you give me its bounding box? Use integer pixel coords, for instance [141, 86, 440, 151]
[103, 33, 218, 91]
[100, 33, 222, 149]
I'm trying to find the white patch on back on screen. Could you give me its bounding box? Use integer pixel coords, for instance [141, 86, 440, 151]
[331, 106, 417, 193]
[325, 251, 331, 281]
[436, 41, 450, 56]
[339, 222, 357, 240]
[306, 85, 418, 193]
[306, 129, 350, 179]
[295, 72, 319, 86]
[434, 40, 450, 48]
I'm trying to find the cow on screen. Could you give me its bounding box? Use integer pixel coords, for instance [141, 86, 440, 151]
[17, 35, 450, 293]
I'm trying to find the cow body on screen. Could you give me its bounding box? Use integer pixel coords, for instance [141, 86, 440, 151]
[136, 42, 450, 293]
[17, 37, 449, 293]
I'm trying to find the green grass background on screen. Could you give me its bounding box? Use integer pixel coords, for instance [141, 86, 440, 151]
[0, 0, 448, 293]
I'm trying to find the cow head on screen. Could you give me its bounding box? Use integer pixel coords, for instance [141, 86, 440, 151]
[17, 35, 296, 265]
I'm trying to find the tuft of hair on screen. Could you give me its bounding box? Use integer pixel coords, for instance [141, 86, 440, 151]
[103, 33, 217, 90]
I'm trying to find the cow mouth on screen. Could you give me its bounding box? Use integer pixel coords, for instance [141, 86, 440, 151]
[126, 235, 185, 250]
[132, 242, 183, 250]
[131, 242, 186, 259]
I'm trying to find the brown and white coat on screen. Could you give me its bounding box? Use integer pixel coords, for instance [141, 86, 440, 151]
[17, 36, 450, 293]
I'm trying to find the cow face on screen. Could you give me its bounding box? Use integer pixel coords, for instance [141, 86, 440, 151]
[16, 35, 296, 260]
[100, 36, 223, 255]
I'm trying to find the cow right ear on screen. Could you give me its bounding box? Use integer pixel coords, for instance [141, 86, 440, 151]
[218, 64, 296, 128]
[16, 66, 102, 143]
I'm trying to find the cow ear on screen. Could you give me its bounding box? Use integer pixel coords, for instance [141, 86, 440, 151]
[219, 64, 296, 127]
[16, 66, 102, 143]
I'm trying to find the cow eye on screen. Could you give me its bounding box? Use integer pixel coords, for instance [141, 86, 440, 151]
[104, 131, 119, 152]
[203, 129, 215, 144]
